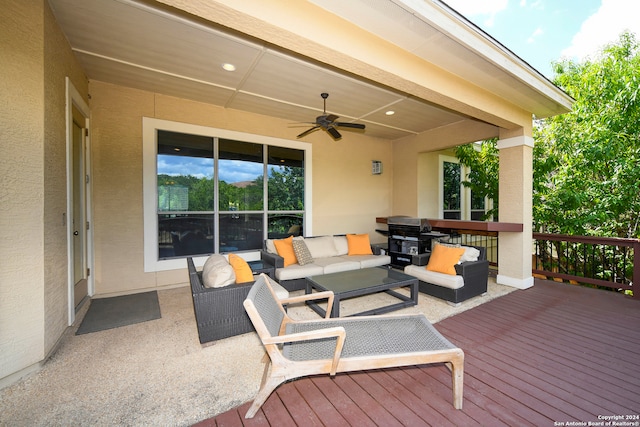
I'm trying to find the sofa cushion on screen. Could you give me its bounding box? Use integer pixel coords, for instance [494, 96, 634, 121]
[426, 244, 465, 275]
[346, 233, 373, 255]
[202, 254, 236, 288]
[292, 239, 314, 265]
[313, 257, 360, 274]
[333, 235, 349, 255]
[228, 254, 254, 283]
[274, 236, 298, 267]
[276, 263, 324, 281]
[404, 264, 465, 290]
[344, 254, 391, 268]
[304, 236, 339, 258]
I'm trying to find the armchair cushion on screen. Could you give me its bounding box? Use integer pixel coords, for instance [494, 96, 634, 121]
[426, 244, 465, 275]
[202, 254, 236, 288]
[228, 254, 254, 283]
[404, 265, 465, 289]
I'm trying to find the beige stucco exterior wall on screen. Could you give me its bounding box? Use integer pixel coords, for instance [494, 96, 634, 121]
[0, 1, 88, 386]
[392, 120, 498, 217]
[89, 81, 393, 296]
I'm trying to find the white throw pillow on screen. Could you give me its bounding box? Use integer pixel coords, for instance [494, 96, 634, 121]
[304, 235, 339, 258]
[459, 246, 481, 263]
[265, 239, 277, 254]
[202, 254, 236, 288]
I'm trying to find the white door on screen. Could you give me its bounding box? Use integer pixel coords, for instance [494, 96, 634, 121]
[72, 105, 88, 309]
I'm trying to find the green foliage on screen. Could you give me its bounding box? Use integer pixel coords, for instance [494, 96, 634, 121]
[158, 165, 304, 213]
[536, 31, 640, 238]
[268, 166, 304, 210]
[454, 139, 499, 220]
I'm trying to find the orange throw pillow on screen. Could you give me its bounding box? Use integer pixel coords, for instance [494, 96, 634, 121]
[274, 236, 298, 267]
[228, 254, 254, 283]
[346, 234, 373, 255]
[426, 244, 465, 275]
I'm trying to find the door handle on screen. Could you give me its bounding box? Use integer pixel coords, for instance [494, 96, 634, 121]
[74, 231, 79, 236]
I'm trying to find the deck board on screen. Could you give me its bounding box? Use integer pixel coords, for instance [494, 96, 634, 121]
[199, 280, 640, 426]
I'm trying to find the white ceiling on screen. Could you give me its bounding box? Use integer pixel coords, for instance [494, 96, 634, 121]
[48, 0, 569, 141]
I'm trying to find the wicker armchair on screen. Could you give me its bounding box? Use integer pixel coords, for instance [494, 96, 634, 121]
[404, 246, 489, 306]
[187, 257, 255, 344]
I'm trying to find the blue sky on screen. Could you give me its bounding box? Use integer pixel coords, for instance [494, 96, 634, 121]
[444, 0, 640, 79]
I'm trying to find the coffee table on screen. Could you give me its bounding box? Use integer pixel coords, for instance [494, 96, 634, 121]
[305, 267, 418, 318]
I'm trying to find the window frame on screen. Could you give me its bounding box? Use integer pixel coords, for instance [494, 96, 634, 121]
[438, 155, 489, 221]
[143, 117, 312, 272]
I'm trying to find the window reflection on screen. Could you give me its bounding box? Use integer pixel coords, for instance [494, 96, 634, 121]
[156, 131, 305, 259]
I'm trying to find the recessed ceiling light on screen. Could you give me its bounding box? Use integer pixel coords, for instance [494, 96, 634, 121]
[173, 147, 181, 152]
[385, 110, 395, 116]
[221, 63, 236, 72]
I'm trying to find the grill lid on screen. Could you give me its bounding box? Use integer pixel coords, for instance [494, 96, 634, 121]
[387, 216, 432, 232]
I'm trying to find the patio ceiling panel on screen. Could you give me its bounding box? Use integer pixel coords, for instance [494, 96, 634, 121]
[236, 50, 408, 120]
[75, 52, 237, 106]
[361, 97, 468, 134]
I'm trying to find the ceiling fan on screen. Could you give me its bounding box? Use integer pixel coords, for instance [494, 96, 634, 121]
[296, 93, 366, 140]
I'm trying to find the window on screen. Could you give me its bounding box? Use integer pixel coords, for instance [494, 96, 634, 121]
[442, 161, 461, 220]
[439, 155, 488, 221]
[144, 118, 311, 272]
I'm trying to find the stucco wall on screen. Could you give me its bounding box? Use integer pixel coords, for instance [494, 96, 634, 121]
[0, 1, 46, 384]
[43, 0, 89, 356]
[89, 82, 393, 296]
[0, 0, 88, 386]
[392, 120, 498, 217]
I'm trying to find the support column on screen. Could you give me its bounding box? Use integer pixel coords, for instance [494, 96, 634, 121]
[497, 129, 534, 289]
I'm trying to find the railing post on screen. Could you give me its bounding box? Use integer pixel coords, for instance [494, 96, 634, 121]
[634, 240, 640, 299]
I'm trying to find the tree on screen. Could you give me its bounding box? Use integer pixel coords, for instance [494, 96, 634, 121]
[454, 139, 499, 220]
[456, 33, 640, 239]
[535, 31, 640, 238]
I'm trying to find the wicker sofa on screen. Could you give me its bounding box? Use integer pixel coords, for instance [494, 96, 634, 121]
[260, 235, 391, 292]
[186, 257, 288, 344]
[403, 245, 489, 306]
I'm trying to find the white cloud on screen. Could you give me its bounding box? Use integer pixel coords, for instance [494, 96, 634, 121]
[444, 0, 508, 26]
[527, 27, 544, 44]
[561, 0, 640, 60]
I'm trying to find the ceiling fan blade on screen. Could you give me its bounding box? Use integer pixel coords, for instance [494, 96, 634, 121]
[326, 126, 342, 140]
[335, 122, 365, 129]
[297, 126, 320, 138]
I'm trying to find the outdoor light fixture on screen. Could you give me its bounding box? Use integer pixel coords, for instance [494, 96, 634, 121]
[372, 160, 382, 175]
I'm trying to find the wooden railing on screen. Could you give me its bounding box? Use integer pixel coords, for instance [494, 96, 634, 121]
[533, 233, 639, 297]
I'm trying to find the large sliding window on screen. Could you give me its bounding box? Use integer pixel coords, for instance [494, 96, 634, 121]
[144, 118, 310, 271]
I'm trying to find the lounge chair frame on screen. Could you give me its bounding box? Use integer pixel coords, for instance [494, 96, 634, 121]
[243, 274, 464, 418]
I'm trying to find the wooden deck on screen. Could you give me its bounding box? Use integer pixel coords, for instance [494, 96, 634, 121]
[195, 279, 640, 426]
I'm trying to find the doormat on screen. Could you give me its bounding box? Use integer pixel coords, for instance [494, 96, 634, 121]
[76, 291, 161, 335]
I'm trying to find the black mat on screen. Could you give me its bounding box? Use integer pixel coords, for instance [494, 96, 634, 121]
[76, 291, 161, 335]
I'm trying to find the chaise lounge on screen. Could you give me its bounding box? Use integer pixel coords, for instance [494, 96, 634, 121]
[242, 273, 465, 418]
